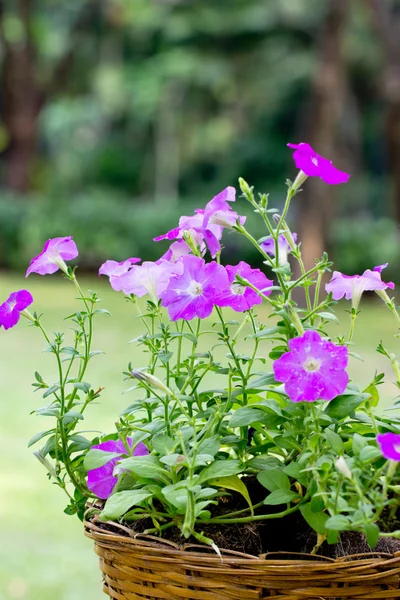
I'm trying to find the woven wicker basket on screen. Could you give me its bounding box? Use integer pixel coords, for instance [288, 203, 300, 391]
[85, 519, 400, 599]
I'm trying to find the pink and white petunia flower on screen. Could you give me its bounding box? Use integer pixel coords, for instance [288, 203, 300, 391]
[325, 264, 395, 310]
[161, 255, 229, 321]
[117, 260, 183, 301]
[214, 262, 273, 312]
[288, 142, 350, 186]
[87, 439, 148, 499]
[99, 258, 141, 291]
[0, 290, 33, 330]
[273, 330, 349, 403]
[26, 237, 78, 277]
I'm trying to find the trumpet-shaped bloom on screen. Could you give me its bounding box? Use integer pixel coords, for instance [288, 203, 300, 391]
[117, 260, 183, 301]
[261, 233, 298, 265]
[99, 258, 141, 291]
[325, 264, 395, 309]
[214, 262, 273, 312]
[87, 439, 148, 499]
[377, 433, 400, 461]
[273, 330, 349, 402]
[0, 290, 33, 330]
[26, 237, 78, 277]
[154, 187, 246, 257]
[162, 255, 229, 321]
[288, 143, 350, 185]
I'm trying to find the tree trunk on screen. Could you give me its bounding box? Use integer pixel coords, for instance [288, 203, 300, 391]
[298, 0, 348, 273]
[0, 0, 39, 192]
[366, 0, 400, 223]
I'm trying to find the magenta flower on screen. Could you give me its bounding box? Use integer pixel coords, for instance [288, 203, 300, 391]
[214, 262, 273, 312]
[273, 330, 349, 403]
[161, 255, 229, 321]
[0, 290, 33, 330]
[261, 233, 298, 265]
[117, 260, 183, 301]
[99, 258, 141, 291]
[377, 433, 400, 461]
[154, 187, 246, 258]
[325, 264, 395, 309]
[26, 236, 78, 277]
[288, 143, 350, 185]
[87, 439, 148, 499]
[159, 236, 205, 263]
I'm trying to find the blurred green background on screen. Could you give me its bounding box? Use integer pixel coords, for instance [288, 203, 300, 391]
[2, 0, 400, 598]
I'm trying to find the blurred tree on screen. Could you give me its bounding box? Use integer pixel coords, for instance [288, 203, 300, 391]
[298, 0, 348, 272]
[366, 0, 400, 222]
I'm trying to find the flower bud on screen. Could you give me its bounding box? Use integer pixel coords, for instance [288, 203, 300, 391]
[131, 370, 174, 396]
[34, 451, 58, 479]
[335, 456, 352, 480]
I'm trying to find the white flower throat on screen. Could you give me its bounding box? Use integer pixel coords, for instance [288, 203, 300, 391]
[303, 357, 321, 373]
[187, 281, 203, 296]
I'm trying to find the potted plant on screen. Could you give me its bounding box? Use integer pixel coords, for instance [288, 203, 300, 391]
[3, 142, 400, 599]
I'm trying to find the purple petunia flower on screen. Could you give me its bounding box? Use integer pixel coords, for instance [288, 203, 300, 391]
[26, 237, 79, 277]
[99, 258, 141, 291]
[87, 439, 148, 499]
[288, 143, 350, 185]
[325, 264, 395, 310]
[261, 233, 298, 265]
[158, 232, 206, 263]
[377, 433, 400, 462]
[214, 261, 273, 312]
[273, 330, 349, 403]
[161, 255, 229, 321]
[117, 260, 183, 301]
[0, 290, 33, 330]
[154, 187, 246, 258]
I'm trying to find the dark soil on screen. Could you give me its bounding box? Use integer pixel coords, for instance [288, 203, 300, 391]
[90, 477, 400, 558]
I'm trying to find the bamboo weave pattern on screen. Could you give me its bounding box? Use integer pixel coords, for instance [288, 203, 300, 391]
[85, 520, 400, 599]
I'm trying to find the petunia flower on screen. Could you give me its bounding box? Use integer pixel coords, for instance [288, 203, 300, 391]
[214, 261, 273, 312]
[325, 264, 395, 310]
[87, 439, 148, 499]
[161, 255, 229, 321]
[288, 142, 350, 186]
[377, 433, 400, 462]
[117, 260, 183, 302]
[99, 258, 141, 291]
[261, 233, 298, 265]
[154, 187, 246, 258]
[26, 236, 78, 277]
[0, 290, 33, 330]
[273, 330, 349, 402]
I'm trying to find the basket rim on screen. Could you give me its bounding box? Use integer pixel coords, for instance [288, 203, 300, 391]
[84, 517, 400, 567]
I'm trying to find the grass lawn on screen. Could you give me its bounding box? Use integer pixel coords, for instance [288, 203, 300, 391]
[1, 272, 400, 600]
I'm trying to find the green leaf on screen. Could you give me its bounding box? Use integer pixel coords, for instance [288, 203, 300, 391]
[43, 384, 60, 399]
[325, 515, 350, 531]
[264, 489, 299, 505]
[197, 436, 220, 457]
[318, 312, 339, 324]
[62, 410, 84, 425]
[229, 407, 270, 427]
[120, 455, 171, 483]
[364, 522, 380, 548]
[27, 429, 55, 448]
[197, 460, 243, 484]
[283, 462, 308, 486]
[300, 503, 328, 535]
[84, 449, 121, 471]
[257, 469, 290, 492]
[359, 445, 382, 463]
[73, 382, 91, 393]
[152, 434, 175, 454]
[364, 384, 380, 408]
[325, 394, 369, 420]
[100, 490, 152, 521]
[323, 428, 345, 455]
[352, 433, 368, 456]
[208, 475, 253, 516]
